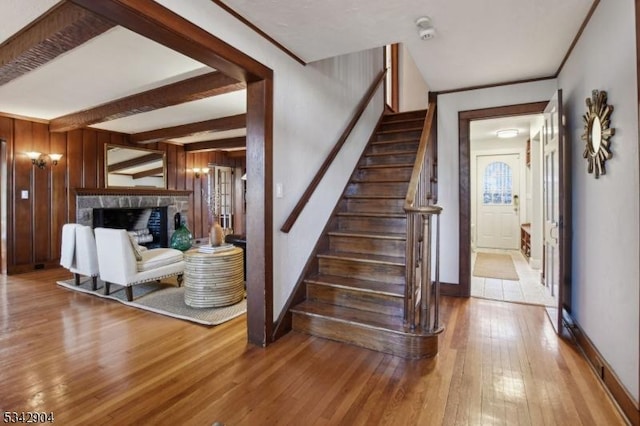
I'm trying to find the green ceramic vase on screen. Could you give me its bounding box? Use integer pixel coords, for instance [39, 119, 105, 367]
[170, 224, 192, 251]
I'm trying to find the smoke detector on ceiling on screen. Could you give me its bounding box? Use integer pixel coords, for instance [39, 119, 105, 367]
[416, 16, 436, 40]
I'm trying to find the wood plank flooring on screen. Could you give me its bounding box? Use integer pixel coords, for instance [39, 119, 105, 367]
[0, 269, 625, 425]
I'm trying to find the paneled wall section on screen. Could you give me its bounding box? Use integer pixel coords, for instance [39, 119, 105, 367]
[0, 115, 244, 274]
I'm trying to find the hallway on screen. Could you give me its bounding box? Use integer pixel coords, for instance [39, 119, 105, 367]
[471, 248, 556, 306]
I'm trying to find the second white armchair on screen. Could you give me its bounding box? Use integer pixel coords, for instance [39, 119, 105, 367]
[94, 227, 185, 301]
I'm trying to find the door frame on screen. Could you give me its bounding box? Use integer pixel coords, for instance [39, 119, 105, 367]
[75, 0, 274, 346]
[458, 101, 548, 297]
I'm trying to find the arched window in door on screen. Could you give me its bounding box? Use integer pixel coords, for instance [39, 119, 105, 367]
[482, 161, 513, 205]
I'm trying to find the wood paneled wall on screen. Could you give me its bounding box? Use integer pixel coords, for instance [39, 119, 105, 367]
[0, 115, 244, 274]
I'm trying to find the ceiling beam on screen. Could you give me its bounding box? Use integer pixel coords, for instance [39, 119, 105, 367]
[226, 149, 246, 158]
[108, 152, 163, 172]
[132, 167, 164, 179]
[183, 137, 246, 152]
[50, 71, 245, 132]
[0, 2, 115, 86]
[131, 113, 246, 144]
[69, 0, 272, 82]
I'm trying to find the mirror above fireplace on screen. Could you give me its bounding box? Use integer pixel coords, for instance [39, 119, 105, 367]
[105, 145, 166, 188]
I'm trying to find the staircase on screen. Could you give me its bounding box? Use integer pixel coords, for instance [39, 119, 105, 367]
[290, 109, 441, 358]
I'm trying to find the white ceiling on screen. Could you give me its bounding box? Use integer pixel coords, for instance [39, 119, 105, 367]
[470, 114, 540, 143]
[223, 0, 593, 91]
[0, 0, 593, 141]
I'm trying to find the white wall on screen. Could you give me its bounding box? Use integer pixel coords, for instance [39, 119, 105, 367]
[558, 0, 639, 401]
[437, 79, 558, 284]
[398, 44, 429, 112]
[156, 0, 384, 319]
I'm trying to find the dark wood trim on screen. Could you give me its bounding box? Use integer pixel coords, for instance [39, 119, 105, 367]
[0, 112, 49, 125]
[69, 0, 272, 82]
[226, 150, 246, 158]
[458, 101, 548, 297]
[280, 68, 387, 233]
[107, 153, 163, 173]
[246, 78, 273, 345]
[566, 313, 640, 425]
[390, 44, 399, 112]
[0, 1, 114, 86]
[75, 188, 191, 196]
[555, 0, 601, 76]
[50, 72, 245, 132]
[440, 283, 462, 297]
[183, 137, 246, 153]
[272, 110, 386, 341]
[131, 114, 246, 144]
[210, 0, 306, 66]
[433, 76, 556, 97]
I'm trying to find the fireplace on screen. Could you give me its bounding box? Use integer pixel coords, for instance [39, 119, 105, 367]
[75, 188, 190, 247]
[92, 207, 168, 248]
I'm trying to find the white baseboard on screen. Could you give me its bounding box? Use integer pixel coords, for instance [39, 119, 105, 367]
[529, 257, 541, 269]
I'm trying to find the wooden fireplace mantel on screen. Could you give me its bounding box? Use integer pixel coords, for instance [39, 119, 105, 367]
[75, 188, 192, 196]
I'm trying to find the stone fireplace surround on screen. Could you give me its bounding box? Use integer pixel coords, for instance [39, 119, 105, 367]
[75, 188, 191, 243]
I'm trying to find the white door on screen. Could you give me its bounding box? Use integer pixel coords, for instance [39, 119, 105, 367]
[543, 91, 567, 333]
[476, 154, 520, 249]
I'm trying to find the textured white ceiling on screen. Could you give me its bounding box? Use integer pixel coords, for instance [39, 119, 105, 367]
[223, 0, 593, 90]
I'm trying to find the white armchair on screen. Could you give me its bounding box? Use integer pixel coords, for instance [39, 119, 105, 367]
[94, 227, 185, 301]
[60, 224, 99, 290]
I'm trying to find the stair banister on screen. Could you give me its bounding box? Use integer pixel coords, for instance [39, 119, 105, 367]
[403, 101, 443, 333]
[280, 69, 387, 233]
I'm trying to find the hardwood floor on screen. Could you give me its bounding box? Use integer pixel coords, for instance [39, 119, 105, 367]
[0, 269, 625, 425]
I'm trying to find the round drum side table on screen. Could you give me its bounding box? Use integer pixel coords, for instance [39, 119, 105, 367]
[183, 246, 244, 308]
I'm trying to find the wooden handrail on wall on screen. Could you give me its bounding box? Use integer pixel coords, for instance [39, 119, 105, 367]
[280, 69, 387, 233]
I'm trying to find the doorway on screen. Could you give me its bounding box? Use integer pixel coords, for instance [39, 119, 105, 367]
[459, 95, 571, 333]
[468, 117, 554, 306]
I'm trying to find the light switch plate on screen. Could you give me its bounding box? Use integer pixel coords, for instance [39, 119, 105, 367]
[275, 183, 284, 198]
[21, 190, 28, 199]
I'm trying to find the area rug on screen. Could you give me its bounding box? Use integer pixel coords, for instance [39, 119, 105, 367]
[57, 278, 246, 326]
[473, 252, 519, 280]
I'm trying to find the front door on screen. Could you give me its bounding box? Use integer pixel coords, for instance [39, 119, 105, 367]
[542, 90, 569, 333]
[476, 154, 520, 249]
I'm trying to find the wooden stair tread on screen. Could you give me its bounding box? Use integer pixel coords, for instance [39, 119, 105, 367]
[350, 178, 410, 183]
[336, 212, 405, 218]
[292, 300, 417, 334]
[318, 251, 404, 266]
[380, 118, 425, 126]
[365, 150, 417, 157]
[343, 194, 404, 199]
[371, 138, 419, 145]
[376, 127, 423, 135]
[305, 274, 404, 297]
[382, 109, 427, 121]
[328, 230, 405, 240]
[358, 163, 414, 169]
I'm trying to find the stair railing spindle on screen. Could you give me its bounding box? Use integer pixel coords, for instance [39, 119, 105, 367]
[403, 102, 443, 334]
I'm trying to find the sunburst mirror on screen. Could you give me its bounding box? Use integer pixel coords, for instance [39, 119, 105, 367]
[582, 90, 615, 178]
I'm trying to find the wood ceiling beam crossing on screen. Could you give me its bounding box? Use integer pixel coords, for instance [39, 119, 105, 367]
[183, 136, 245, 152]
[107, 152, 163, 172]
[50, 71, 245, 132]
[132, 167, 164, 179]
[131, 113, 246, 144]
[0, 2, 115, 86]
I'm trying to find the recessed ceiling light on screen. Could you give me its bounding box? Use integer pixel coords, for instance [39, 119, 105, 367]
[497, 129, 519, 138]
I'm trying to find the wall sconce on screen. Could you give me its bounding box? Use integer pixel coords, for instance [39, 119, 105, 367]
[26, 152, 63, 169]
[192, 167, 209, 178]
